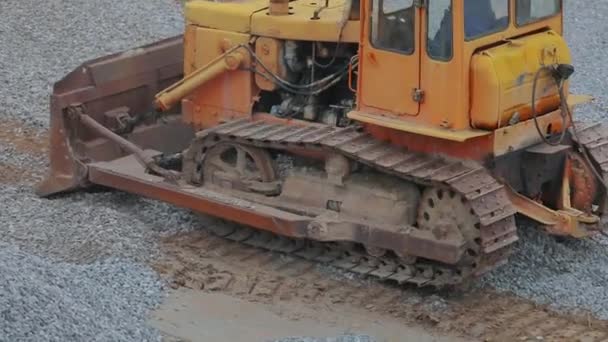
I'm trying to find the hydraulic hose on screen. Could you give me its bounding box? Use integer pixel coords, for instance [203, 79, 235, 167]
[531, 65, 568, 146]
[533, 64, 608, 193]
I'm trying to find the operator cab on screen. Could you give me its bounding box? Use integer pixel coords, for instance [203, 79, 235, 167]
[354, 0, 567, 138]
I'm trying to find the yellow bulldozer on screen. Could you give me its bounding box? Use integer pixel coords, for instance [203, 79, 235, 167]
[37, 0, 608, 287]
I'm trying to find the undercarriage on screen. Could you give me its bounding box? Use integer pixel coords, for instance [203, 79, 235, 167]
[37, 36, 608, 288]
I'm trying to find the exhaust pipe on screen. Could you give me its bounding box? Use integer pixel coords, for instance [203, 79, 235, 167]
[269, 0, 289, 16]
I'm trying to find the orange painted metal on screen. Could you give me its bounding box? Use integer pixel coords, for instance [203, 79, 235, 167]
[364, 123, 494, 160]
[155, 48, 245, 112]
[505, 186, 597, 238]
[355, 2, 564, 132]
[181, 27, 257, 130]
[357, 0, 420, 117]
[254, 37, 286, 91]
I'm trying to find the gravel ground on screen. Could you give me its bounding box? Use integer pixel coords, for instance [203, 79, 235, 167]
[482, 226, 608, 319]
[0, 0, 183, 127]
[2, 0, 608, 341]
[0, 186, 198, 263]
[563, 1, 608, 123]
[0, 0, 186, 341]
[0, 244, 164, 342]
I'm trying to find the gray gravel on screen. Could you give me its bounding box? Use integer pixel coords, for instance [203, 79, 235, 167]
[483, 225, 608, 319]
[563, 1, 608, 123]
[0, 143, 45, 170]
[0, 185, 197, 263]
[0, 0, 185, 341]
[0, 243, 164, 342]
[0, 0, 183, 127]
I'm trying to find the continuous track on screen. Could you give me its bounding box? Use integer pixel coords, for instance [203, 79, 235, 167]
[183, 119, 519, 287]
[155, 120, 608, 341]
[574, 122, 608, 177]
[156, 227, 608, 342]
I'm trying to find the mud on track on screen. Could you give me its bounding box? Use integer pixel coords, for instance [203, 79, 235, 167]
[154, 227, 608, 342]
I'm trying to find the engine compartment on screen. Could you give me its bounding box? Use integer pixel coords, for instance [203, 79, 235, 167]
[180, 23, 360, 130]
[251, 38, 358, 127]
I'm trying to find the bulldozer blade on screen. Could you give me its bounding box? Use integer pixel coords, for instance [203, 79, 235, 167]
[37, 36, 194, 197]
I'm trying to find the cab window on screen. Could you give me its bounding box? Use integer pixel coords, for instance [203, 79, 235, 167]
[464, 0, 509, 40]
[516, 0, 561, 25]
[427, 0, 452, 61]
[370, 0, 415, 54]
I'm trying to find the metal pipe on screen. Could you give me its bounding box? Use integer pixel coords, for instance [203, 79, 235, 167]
[77, 112, 177, 180]
[269, 0, 289, 15]
[154, 50, 244, 111]
[312, 0, 329, 19]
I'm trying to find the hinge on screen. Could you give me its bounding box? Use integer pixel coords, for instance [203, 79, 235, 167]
[412, 88, 425, 103]
[414, 0, 427, 8]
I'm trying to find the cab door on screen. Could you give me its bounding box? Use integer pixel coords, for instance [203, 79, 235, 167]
[359, 0, 421, 116]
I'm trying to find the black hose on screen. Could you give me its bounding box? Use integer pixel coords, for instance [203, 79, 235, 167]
[532, 64, 608, 198]
[313, 19, 348, 69]
[531, 65, 568, 146]
[249, 66, 353, 96]
[561, 88, 608, 193]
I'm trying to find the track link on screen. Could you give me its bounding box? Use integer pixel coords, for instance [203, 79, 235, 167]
[572, 122, 608, 212]
[184, 119, 519, 286]
[573, 122, 608, 176]
[157, 228, 608, 342]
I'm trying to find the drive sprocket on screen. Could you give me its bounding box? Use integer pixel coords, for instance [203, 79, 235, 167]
[418, 187, 482, 272]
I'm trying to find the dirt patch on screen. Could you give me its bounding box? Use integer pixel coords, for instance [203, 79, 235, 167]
[0, 162, 40, 185]
[151, 288, 465, 342]
[0, 120, 48, 157]
[154, 229, 608, 342]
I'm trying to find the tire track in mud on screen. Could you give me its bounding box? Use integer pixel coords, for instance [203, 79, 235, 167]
[154, 228, 608, 342]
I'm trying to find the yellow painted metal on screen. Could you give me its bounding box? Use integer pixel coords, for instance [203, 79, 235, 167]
[185, 0, 358, 43]
[568, 93, 594, 106]
[184, 0, 268, 33]
[493, 95, 593, 156]
[182, 27, 255, 129]
[506, 186, 599, 238]
[493, 108, 565, 157]
[470, 30, 572, 130]
[254, 37, 286, 91]
[250, 0, 359, 42]
[155, 48, 244, 111]
[347, 111, 491, 142]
